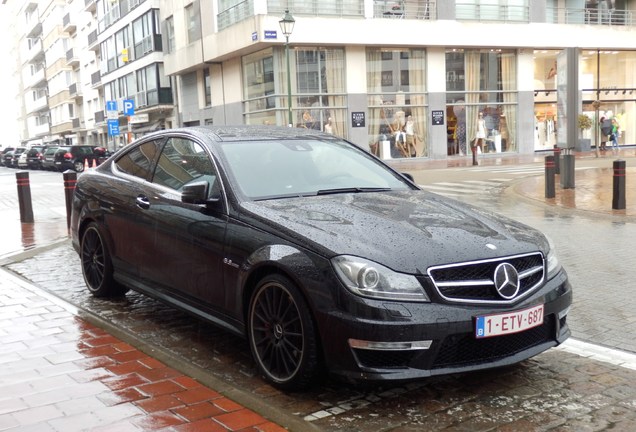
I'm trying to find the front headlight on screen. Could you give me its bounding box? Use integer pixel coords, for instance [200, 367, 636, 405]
[545, 236, 562, 280]
[332, 255, 429, 302]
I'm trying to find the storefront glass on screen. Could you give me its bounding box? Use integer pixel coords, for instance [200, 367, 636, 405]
[242, 47, 347, 137]
[366, 48, 427, 159]
[534, 49, 636, 150]
[446, 49, 517, 156]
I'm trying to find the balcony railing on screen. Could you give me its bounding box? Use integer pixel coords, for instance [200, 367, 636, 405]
[85, 0, 96, 13]
[218, 0, 254, 31]
[267, 0, 364, 18]
[456, 3, 529, 22]
[91, 71, 101, 86]
[373, 0, 436, 20]
[66, 48, 79, 67]
[94, 110, 105, 123]
[133, 34, 162, 59]
[546, 7, 634, 25]
[63, 13, 76, 34]
[88, 29, 99, 51]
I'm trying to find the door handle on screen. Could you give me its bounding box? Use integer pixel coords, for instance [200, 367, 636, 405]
[135, 195, 150, 209]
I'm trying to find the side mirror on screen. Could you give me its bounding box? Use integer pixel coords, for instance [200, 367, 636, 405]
[181, 181, 209, 204]
[401, 172, 415, 183]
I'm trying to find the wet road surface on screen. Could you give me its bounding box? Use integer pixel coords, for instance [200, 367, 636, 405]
[3, 155, 636, 431]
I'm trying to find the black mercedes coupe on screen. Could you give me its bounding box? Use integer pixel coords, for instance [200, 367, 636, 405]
[70, 125, 572, 390]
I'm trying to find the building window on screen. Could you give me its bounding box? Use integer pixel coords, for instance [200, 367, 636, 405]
[203, 68, 211, 106]
[446, 48, 517, 155]
[185, 3, 201, 44]
[133, 10, 161, 59]
[165, 16, 175, 53]
[367, 48, 427, 158]
[241, 47, 347, 137]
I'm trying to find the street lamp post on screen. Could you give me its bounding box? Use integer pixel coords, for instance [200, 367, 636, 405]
[279, 10, 295, 127]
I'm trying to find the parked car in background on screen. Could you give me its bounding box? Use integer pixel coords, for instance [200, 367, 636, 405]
[4, 147, 27, 168]
[0, 146, 16, 167]
[93, 147, 112, 166]
[25, 145, 48, 170]
[17, 151, 29, 169]
[71, 126, 572, 390]
[54, 145, 96, 172]
[41, 146, 60, 171]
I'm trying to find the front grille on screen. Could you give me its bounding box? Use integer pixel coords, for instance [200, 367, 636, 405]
[428, 252, 545, 304]
[432, 315, 555, 369]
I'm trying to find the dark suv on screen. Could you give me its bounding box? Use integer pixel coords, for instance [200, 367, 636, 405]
[54, 145, 97, 172]
[25, 145, 48, 170]
[0, 146, 15, 167]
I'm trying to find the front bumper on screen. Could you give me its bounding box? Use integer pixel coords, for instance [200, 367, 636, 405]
[320, 270, 572, 382]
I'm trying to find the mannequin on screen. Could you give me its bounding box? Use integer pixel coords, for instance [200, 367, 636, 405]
[405, 115, 417, 156]
[472, 112, 486, 165]
[324, 117, 333, 134]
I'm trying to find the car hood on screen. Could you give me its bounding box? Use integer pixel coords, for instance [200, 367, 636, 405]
[240, 190, 547, 273]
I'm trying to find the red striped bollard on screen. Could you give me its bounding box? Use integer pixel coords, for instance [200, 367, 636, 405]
[16, 171, 34, 223]
[545, 155, 555, 199]
[553, 146, 561, 175]
[63, 170, 77, 229]
[612, 160, 626, 210]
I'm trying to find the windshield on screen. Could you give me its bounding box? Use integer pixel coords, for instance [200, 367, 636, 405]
[218, 139, 413, 200]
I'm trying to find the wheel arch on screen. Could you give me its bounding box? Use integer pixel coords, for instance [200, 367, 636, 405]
[240, 247, 326, 352]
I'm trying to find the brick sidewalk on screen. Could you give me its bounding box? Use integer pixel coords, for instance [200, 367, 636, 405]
[0, 269, 285, 432]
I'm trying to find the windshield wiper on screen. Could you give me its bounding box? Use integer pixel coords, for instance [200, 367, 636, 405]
[316, 187, 392, 195]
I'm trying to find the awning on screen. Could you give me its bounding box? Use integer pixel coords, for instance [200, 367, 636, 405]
[132, 121, 163, 134]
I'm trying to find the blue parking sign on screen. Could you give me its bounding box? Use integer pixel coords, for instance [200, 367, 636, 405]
[123, 99, 135, 116]
[107, 119, 120, 137]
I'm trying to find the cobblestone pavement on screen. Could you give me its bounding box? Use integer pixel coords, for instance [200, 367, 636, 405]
[3, 153, 636, 431]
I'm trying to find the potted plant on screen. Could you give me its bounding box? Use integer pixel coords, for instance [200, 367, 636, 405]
[576, 113, 592, 151]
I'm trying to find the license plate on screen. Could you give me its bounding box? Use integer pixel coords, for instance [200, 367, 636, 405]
[475, 304, 544, 338]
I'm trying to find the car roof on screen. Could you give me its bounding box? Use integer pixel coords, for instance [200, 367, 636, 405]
[141, 125, 333, 144]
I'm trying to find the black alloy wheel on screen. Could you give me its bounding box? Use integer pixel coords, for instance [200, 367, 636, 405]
[80, 222, 128, 297]
[74, 160, 85, 172]
[248, 274, 320, 390]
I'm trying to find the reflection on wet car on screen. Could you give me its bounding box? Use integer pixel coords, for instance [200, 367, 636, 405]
[70, 125, 572, 390]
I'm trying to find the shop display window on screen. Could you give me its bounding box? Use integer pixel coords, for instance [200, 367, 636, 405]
[242, 47, 347, 137]
[366, 48, 427, 159]
[445, 49, 517, 155]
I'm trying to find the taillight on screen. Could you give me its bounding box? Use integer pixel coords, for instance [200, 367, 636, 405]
[63, 152, 73, 160]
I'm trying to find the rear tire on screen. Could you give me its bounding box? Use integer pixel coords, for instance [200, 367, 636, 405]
[248, 274, 320, 390]
[80, 222, 128, 297]
[74, 160, 84, 172]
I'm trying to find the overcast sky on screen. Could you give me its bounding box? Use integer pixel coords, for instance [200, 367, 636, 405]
[0, 6, 21, 147]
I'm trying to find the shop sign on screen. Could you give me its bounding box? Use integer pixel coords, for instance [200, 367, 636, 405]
[352, 112, 365, 127]
[432, 110, 444, 125]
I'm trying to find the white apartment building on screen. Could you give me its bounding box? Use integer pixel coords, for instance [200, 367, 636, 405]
[7, 0, 174, 150]
[161, 0, 636, 160]
[6, 1, 636, 160]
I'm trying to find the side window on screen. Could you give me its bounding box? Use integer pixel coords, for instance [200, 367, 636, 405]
[153, 138, 217, 196]
[115, 140, 162, 180]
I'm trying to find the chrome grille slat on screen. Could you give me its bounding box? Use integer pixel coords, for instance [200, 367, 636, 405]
[427, 252, 545, 305]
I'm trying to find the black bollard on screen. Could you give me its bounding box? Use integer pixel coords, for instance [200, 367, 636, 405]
[16, 171, 34, 223]
[560, 149, 575, 189]
[545, 155, 556, 199]
[553, 146, 561, 175]
[612, 160, 626, 210]
[63, 170, 77, 229]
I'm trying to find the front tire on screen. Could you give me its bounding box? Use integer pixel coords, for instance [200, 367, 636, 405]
[248, 274, 320, 390]
[80, 222, 128, 297]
